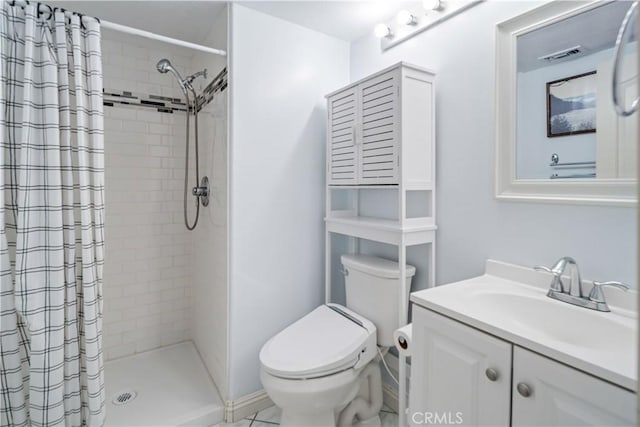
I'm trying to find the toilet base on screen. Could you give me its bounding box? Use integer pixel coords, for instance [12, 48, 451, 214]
[261, 366, 361, 427]
[281, 410, 339, 427]
[337, 361, 383, 427]
[262, 360, 384, 427]
[354, 415, 381, 427]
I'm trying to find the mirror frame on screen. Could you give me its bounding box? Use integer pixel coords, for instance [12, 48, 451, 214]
[495, 0, 637, 206]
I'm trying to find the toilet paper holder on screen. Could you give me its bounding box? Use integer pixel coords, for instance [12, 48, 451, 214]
[397, 336, 408, 350]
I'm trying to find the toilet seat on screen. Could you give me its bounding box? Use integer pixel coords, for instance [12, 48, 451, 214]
[260, 304, 376, 380]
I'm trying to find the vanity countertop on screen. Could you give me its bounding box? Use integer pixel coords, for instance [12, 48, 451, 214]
[410, 260, 637, 391]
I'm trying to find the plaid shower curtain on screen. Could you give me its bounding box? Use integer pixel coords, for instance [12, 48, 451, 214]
[0, 3, 105, 426]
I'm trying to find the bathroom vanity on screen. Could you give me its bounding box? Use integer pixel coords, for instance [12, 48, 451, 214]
[409, 260, 637, 426]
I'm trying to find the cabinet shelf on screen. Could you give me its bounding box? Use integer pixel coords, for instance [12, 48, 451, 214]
[328, 184, 399, 190]
[328, 183, 434, 191]
[325, 216, 436, 246]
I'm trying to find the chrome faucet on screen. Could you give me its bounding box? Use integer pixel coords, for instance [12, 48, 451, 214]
[534, 257, 629, 312]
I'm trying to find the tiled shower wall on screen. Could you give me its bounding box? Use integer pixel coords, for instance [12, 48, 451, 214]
[101, 38, 196, 361]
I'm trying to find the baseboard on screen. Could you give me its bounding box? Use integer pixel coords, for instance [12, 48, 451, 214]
[224, 389, 273, 423]
[381, 351, 410, 415]
[382, 382, 399, 414]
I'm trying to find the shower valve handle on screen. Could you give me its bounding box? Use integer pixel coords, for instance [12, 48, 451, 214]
[192, 186, 208, 197]
[191, 177, 210, 207]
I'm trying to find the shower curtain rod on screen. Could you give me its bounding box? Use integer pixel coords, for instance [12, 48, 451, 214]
[100, 21, 226, 56]
[11, 0, 227, 57]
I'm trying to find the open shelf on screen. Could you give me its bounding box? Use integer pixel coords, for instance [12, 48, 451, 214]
[328, 184, 399, 189]
[325, 216, 436, 246]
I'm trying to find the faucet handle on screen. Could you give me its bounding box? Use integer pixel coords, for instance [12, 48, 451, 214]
[533, 265, 565, 293]
[588, 281, 630, 303]
[534, 265, 556, 275]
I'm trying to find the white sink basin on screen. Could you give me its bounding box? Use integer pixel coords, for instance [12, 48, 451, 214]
[469, 290, 635, 354]
[410, 261, 638, 391]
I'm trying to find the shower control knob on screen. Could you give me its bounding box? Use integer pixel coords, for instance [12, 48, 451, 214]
[192, 185, 209, 197]
[192, 177, 210, 207]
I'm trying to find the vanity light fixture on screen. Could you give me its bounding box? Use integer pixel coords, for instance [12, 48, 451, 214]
[378, 1, 481, 51]
[374, 23, 393, 39]
[422, 0, 443, 12]
[397, 10, 418, 26]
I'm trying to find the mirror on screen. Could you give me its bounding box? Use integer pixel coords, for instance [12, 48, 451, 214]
[496, 1, 637, 205]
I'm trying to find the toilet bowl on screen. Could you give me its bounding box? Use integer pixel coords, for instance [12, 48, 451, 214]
[260, 304, 377, 427]
[259, 255, 416, 427]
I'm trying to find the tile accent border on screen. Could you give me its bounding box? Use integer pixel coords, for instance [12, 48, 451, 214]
[103, 89, 187, 113]
[196, 67, 228, 112]
[103, 66, 228, 114]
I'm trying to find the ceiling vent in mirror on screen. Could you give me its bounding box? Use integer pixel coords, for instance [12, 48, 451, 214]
[538, 45, 584, 62]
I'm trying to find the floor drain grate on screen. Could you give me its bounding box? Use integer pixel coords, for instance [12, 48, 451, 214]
[112, 389, 137, 405]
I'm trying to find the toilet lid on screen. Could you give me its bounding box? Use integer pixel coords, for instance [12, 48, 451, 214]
[259, 304, 376, 379]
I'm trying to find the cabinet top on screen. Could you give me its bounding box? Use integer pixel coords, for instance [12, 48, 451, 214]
[410, 259, 637, 392]
[324, 61, 436, 99]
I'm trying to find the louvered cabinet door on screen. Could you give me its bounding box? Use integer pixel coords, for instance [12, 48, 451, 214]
[328, 88, 358, 185]
[358, 70, 399, 185]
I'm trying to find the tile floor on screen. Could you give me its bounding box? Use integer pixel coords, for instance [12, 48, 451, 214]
[216, 404, 398, 427]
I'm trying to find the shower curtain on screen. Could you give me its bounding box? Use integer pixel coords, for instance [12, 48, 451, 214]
[0, 2, 105, 426]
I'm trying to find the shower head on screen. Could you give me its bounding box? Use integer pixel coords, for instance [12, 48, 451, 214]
[156, 58, 188, 96]
[156, 58, 173, 73]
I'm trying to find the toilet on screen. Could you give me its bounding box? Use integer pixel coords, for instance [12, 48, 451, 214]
[259, 255, 416, 427]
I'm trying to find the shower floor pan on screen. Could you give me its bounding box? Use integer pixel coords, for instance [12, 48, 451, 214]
[105, 342, 223, 426]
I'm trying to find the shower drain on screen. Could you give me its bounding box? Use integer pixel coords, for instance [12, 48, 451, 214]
[111, 389, 137, 406]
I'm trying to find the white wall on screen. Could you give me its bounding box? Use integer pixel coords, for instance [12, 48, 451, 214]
[228, 4, 350, 399]
[350, 1, 636, 288]
[190, 5, 229, 399]
[101, 38, 195, 360]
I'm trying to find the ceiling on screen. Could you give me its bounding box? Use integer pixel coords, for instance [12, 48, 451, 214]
[48, 1, 227, 44]
[517, 1, 632, 73]
[239, 1, 419, 42]
[49, 1, 417, 44]
[42, 2, 634, 64]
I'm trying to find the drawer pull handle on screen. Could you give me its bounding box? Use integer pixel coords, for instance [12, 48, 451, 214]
[485, 368, 499, 382]
[517, 382, 532, 398]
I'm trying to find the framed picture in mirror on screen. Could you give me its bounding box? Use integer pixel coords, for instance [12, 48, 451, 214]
[546, 71, 597, 137]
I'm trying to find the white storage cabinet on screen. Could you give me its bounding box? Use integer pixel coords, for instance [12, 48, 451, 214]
[327, 64, 434, 188]
[325, 62, 437, 427]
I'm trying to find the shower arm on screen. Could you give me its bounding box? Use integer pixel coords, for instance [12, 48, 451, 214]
[184, 69, 208, 90]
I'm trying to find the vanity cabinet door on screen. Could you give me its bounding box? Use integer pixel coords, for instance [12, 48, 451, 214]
[512, 347, 636, 426]
[409, 307, 512, 426]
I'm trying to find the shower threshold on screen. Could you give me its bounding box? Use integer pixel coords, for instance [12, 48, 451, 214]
[104, 341, 224, 426]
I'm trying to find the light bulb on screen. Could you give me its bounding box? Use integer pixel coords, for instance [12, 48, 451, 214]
[397, 10, 417, 26]
[422, 0, 442, 11]
[374, 23, 393, 39]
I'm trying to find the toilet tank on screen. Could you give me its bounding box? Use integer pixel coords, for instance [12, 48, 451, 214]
[341, 254, 416, 347]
